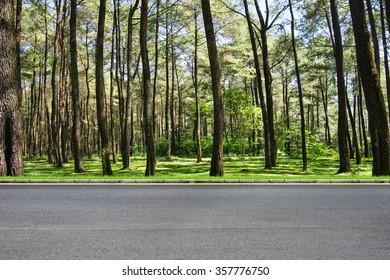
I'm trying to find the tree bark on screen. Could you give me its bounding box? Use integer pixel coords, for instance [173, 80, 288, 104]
[380, 0, 390, 124]
[70, 0, 84, 173]
[289, 0, 308, 171]
[349, 0, 390, 176]
[165, 5, 171, 160]
[0, 0, 24, 176]
[243, 0, 272, 169]
[109, 15, 118, 163]
[193, 7, 202, 163]
[330, 0, 350, 173]
[201, 0, 224, 176]
[254, 0, 277, 167]
[123, 0, 139, 169]
[51, 0, 63, 167]
[43, 0, 53, 163]
[366, 0, 380, 74]
[141, 0, 156, 176]
[96, 0, 113, 175]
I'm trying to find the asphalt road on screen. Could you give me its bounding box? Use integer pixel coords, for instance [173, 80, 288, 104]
[0, 184, 389, 259]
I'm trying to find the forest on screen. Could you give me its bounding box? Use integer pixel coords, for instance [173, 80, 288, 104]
[0, 0, 389, 178]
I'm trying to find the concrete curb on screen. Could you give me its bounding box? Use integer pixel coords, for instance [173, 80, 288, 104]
[1, 179, 390, 184]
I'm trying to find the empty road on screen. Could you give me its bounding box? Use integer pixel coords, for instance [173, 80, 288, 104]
[0, 184, 389, 259]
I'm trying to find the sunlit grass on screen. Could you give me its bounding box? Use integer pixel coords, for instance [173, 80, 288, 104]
[8, 155, 388, 180]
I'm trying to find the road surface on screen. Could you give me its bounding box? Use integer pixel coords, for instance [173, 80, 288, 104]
[0, 184, 389, 259]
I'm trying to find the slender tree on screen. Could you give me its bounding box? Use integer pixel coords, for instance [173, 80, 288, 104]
[0, 0, 24, 176]
[141, 0, 156, 176]
[289, 0, 307, 171]
[349, 0, 390, 176]
[96, 0, 113, 175]
[193, 7, 202, 163]
[70, 0, 84, 173]
[243, 0, 272, 169]
[123, 0, 140, 169]
[330, 0, 350, 173]
[201, 0, 224, 176]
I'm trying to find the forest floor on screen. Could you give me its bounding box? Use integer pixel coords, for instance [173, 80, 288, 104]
[13, 155, 390, 180]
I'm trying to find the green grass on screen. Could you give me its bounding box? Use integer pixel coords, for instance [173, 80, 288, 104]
[6, 155, 388, 180]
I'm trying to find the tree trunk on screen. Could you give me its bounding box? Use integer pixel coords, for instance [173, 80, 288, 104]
[380, 0, 390, 124]
[243, 0, 272, 169]
[254, 0, 277, 167]
[109, 10, 118, 163]
[84, 22, 93, 160]
[141, 0, 156, 176]
[366, 0, 380, 74]
[43, 0, 52, 163]
[165, 7, 171, 160]
[330, 0, 350, 173]
[170, 37, 176, 156]
[70, 0, 84, 172]
[289, 0, 308, 171]
[349, 0, 390, 176]
[0, 0, 24, 176]
[193, 7, 202, 163]
[51, 0, 63, 167]
[96, 0, 113, 175]
[201, 0, 224, 176]
[153, 0, 160, 142]
[123, 0, 139, 169]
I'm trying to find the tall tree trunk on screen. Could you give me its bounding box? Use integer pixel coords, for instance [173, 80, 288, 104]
[349, 0, 390, 176]
[70, 0, 84, 172]
[165, 6, 171, 160]
[193, 7, 202, 163]
[243, 0, 272, 169]
[366, 0, 380, 74]
[123, 0, 139, 169]
[109, 10, 118, 163]
[153, 0, 160, 141]
[96, 0, 113, 175]
[141, 0, 156, 176]
[254, 0, 277, 167]
[289, 0, 308, 171]
[84, 22, 92, 160]
[16, 0, 22, 106]
[51, 0, 63, 167]
[0, 0, 24, 176]
[201, 0, 224, 176]
[170, 37, 176, 155]
[43, 0, 52, 163]
[380, 0, 390, 123]
[114, 0, 125, 162]
[282, 70, 291, 155]
[330, 0, 350, 173]
[59, 0, 68, 164]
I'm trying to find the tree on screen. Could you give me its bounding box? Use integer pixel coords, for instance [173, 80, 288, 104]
[329, 0, 350, 173]
[96, 0, 113, 175]
[70, 0, 84, 173]
[141, 0, 156, 176]
[193, 6, 202, 163]
[289, 0, 307, 171]
[349, 0, 390, 176]
[123, 0, 140, 169]
[201, 0, 224, 176]
[0, 0, 24, 176]
[243, 0, 271, 169]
